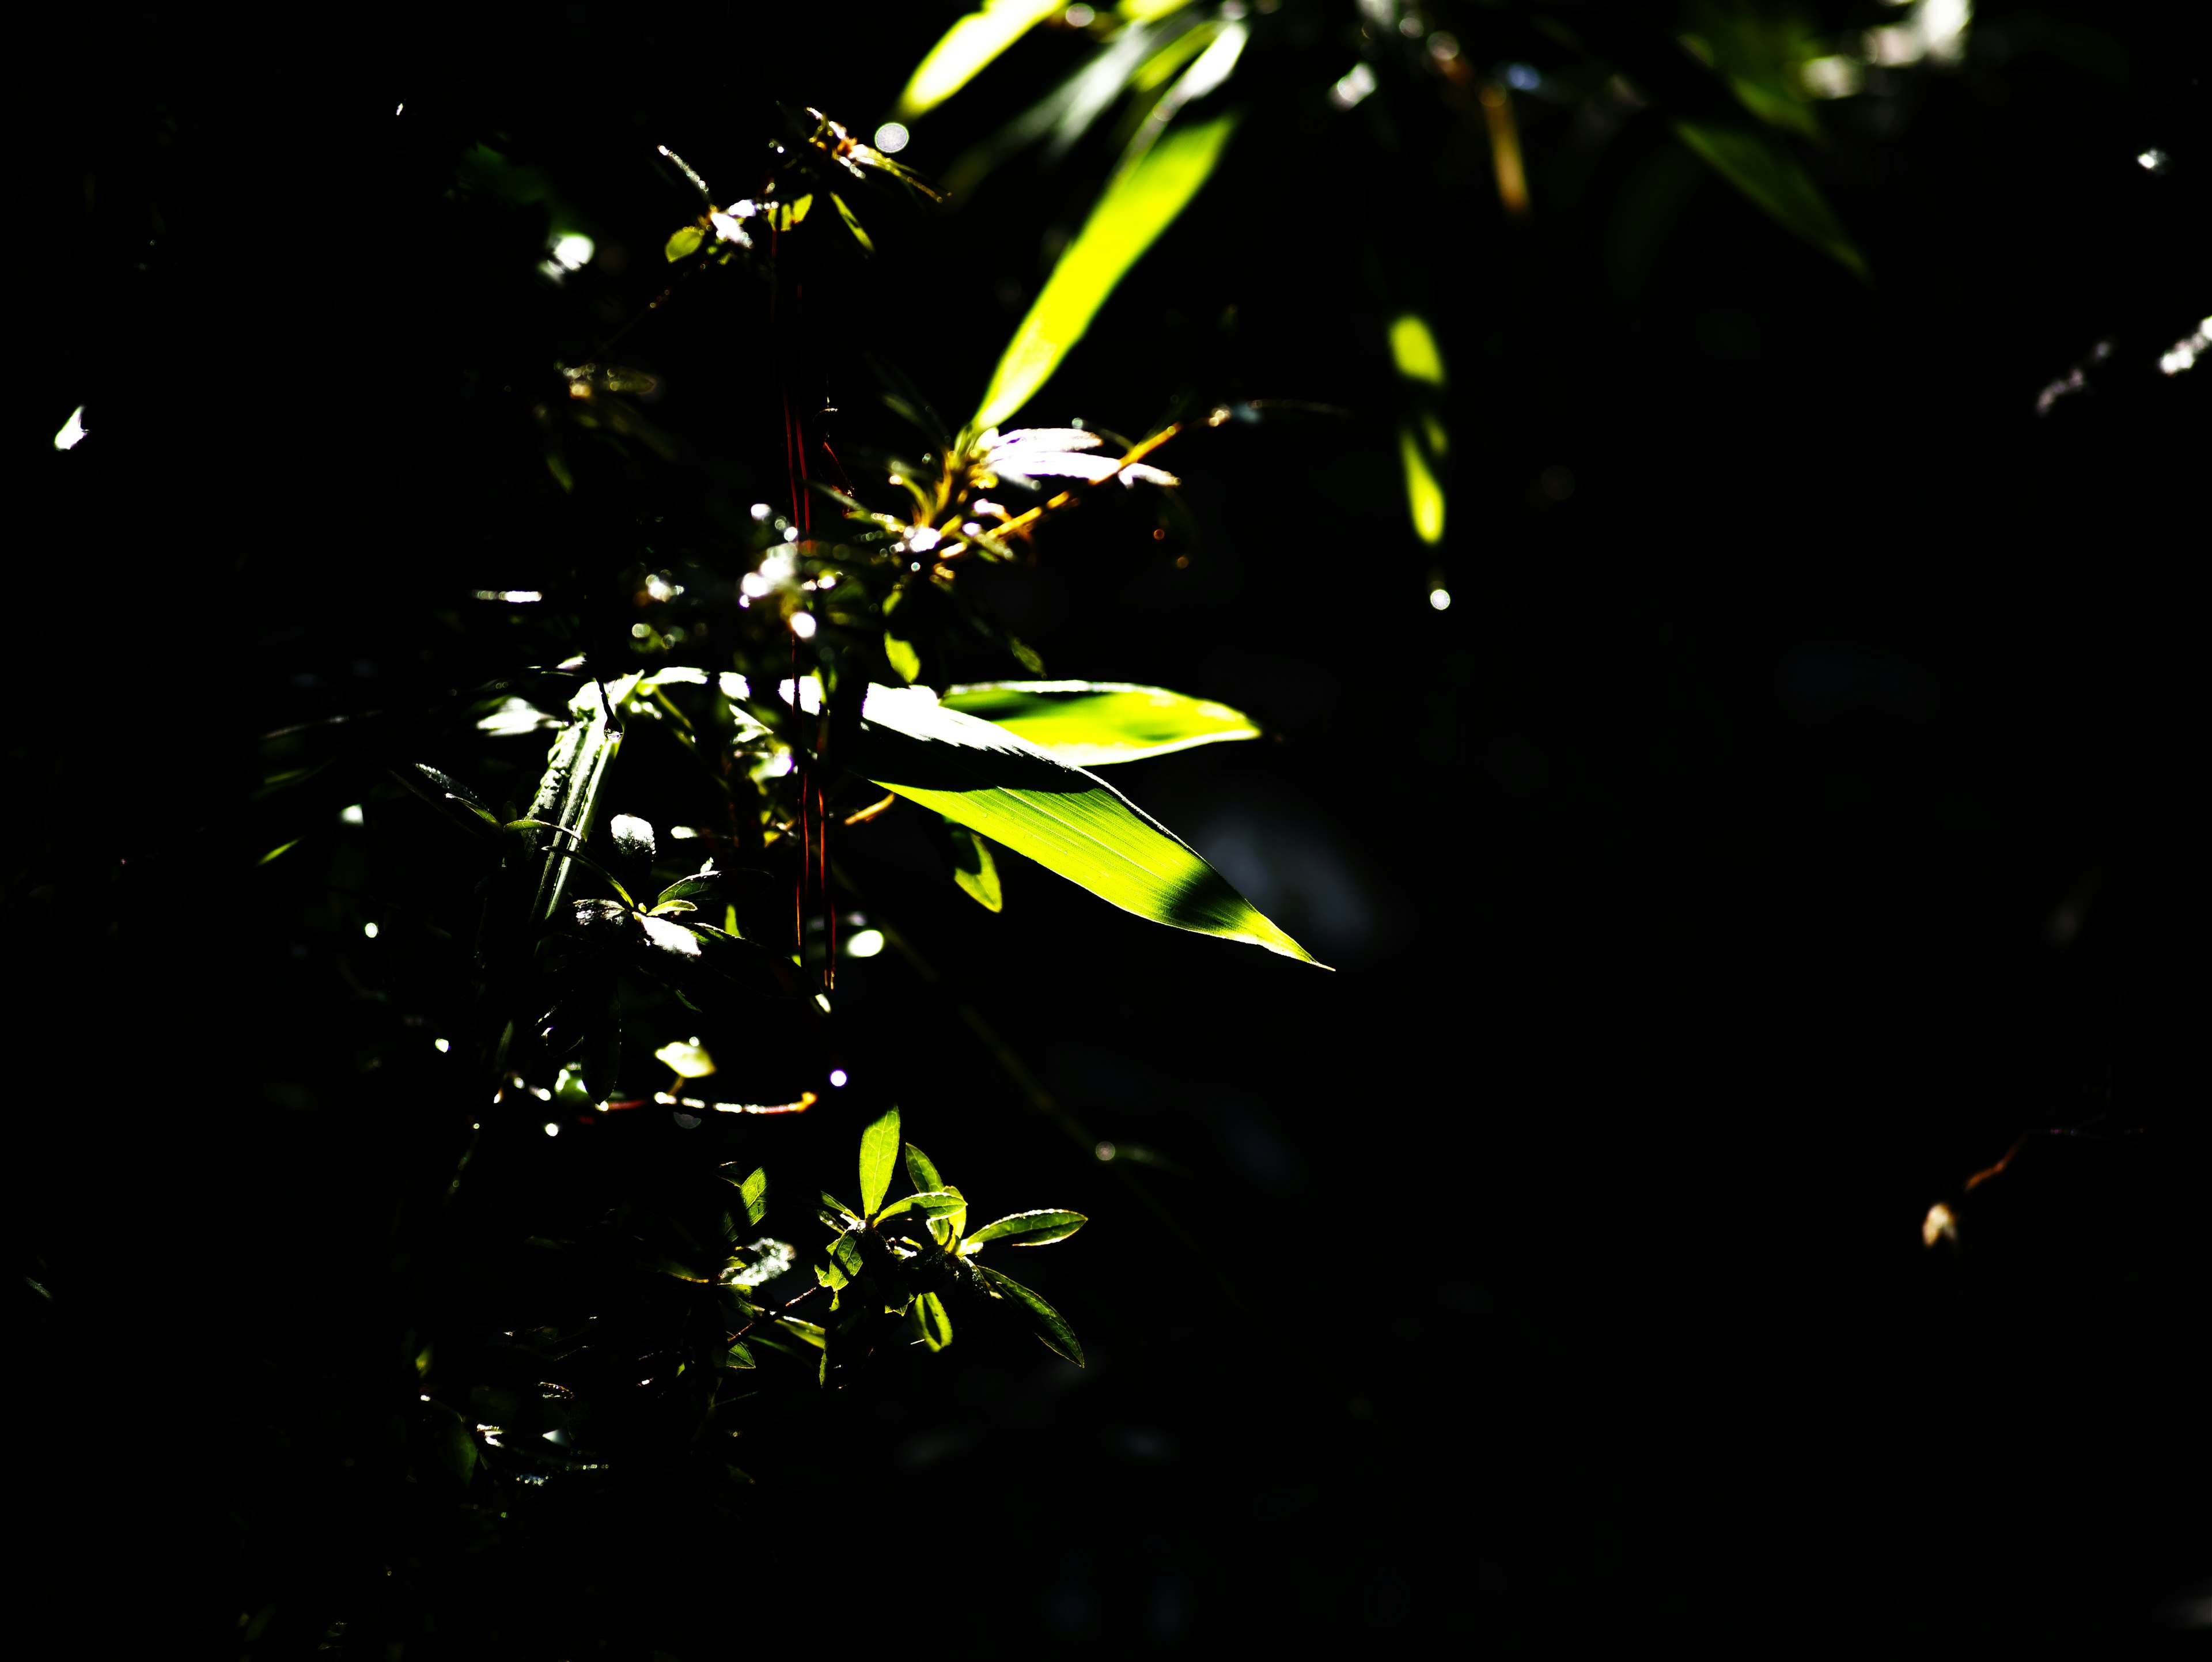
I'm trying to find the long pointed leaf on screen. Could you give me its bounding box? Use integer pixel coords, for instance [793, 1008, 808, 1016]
[940, 682, 1260, 766]
[896, 0, 1065, 119]
[965, 1209, 1087, 1247]
[973, 112, 1239, 433]
[1671, 119, 1867, 281]
[975, 1264, 1084, 1365]
[853, 686, 1319, 963]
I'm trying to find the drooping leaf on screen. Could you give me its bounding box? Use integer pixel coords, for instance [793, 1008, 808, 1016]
[853, 685, 1318, 963]
[895, 0, 1065, 119]
[828, 192, 874, 255]
[913, 1290, 954, 1352]
[858, 1104, 902, 1218]
[941, 817, 1002, 912]
[1671, 119, 1866, 281]
[975, 1264, 1084, 1365]
[940, 681, 1260, 766]
[972, 112, 1240, 433]
[965, 1208, 1088, 1248]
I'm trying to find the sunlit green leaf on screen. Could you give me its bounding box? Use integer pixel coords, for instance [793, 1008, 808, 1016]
[965, 1208, 1088, 1247]
[896, 0, 1065, 119]
[854, 686, 1317, 963]
[256, 838, 301, 866]
[665, 224, 704, 262]
[904, 1142, 945, 1192]
[975, 1265, 1084, 1365]
[875, 1188, 970, 1222]
[972, 112, 1240, 432]
[884, 630, 921, 684]
[858, 1104, 902, 1218]
[777, 1316, 827, 1350]
[1671, 119, 1866, 281]
[1398, 419, 1446, 546]
[722, 1165, 770, 1225]
[941, 681, 1260, 766]
[1388, 313, 1446, 388]
[724, 1341, 757, 1369]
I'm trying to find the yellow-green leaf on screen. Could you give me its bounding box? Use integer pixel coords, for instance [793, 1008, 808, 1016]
[1671, 119, 1866, 281]
[941, 681, 1260, 766]
[1388, 313, 1446, 388]
[942, 817, 1002, 912]
[1398, 418, 1446, 546]
[975, 1264, 1084, 1365]
[665, 224, 704, 263]
[897, 0, 1065, 119]
[972, 112, 1239, 433]
[854, 685, 1319, 963]
[858, 1104, 902, 1218]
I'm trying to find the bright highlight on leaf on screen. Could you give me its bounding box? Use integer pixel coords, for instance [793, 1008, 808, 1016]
[972, 112, 1240, 433]
[897, 0, 1066, 119]
[1398, 419, 1447, 546]
[854, 686, 1320, 963]
[941, 681, 1260, 766]
[1672, 119, 1868, 281]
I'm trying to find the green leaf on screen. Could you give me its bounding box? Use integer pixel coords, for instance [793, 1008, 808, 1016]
[1671, 119, 1866, 281]
[820, 1192, 862, 1225]
[828, 192, 874, 255]
[876, 1188, 969, 1222]
[896, 0, 1065, 118]
[972, 112, 1239, 432]
[858, 1104, 902, 1218]
[777, 1316, 827, 1350]
[965, 1208, 1087, 1247]
[942, 817, 1002, 912]
[940, 681, 1260, 766]
[903, 1142, 945, 1192]
[1387, 313, 1446, 388]
[884, 630, 921, 685]
[854, 685, 1319, 963]
[913, 1290, 954, 1352]
[665, 224, 705, 262]
[725, 1165, 769, 1226]
[975, 1265, 1084, 1365]
[256, 838, 301, 866]
[1398, 417, 1446, 546]
[724, 1339, 757, 1369]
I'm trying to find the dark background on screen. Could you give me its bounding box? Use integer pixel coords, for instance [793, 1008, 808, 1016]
[12, 1, 2210, 1652]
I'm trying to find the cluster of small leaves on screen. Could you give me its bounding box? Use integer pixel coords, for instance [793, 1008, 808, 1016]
[794, 1105, 1088, 1382]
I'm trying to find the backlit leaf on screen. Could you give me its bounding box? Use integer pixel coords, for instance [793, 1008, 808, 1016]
[1399, 418, 1446, 546]
[896, 0, 1065, 119]
[942, 817, 1002, 911]
[965, 1208, 1087, 1247]
[853, 686, 1317, 963]
[972, 112, 1240, 433]
[858, 1104, 902, 1218]
[941, 681, 1260, 766]
[665, 224, 704, 262]
[904, 1142, 946, 1192]
[913, 1290, 954, 1351]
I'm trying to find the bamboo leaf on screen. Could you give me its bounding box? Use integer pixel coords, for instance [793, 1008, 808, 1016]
[972, 112, 1240, 433]
[1671, 119, 1867, 281]
[975, 1265, 1084, 1365]
[965, 1208, 1087, 1247]
[854, 686, 1319, 963]
[940, 681, 1260, 766]
[896, 0, 1065, 119]
[858, 1105, 902, 1218]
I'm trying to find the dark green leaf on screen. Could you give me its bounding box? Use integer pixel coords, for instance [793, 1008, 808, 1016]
[1671, 119, 1866, 281]
[975, 1265, 1084, 1366]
